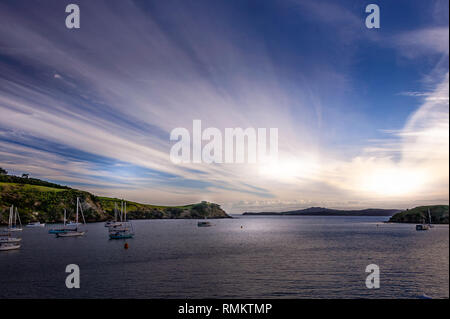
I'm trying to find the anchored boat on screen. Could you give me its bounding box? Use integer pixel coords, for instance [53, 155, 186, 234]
[0, 242, 21, 251]
[56, 197, 86, 238]
[105, 203, 123, 228]
[8, 205, 23, 232]
[197, 217, 213, 227]
[416, 208, 433, 231]
[197, 221, 212, 227]
[109, 201, 134, 239]
[26, 221, 45, 228]
[0, 232, 21, 244]
[49, 209, 78, 234]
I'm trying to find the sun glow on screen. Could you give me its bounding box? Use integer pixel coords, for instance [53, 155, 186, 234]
[361, 168, 426, 196]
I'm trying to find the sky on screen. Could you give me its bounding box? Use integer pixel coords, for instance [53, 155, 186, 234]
[0, 0, 448, 213]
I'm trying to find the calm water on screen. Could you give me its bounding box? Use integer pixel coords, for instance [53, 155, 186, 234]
[0, 216, 448, 299]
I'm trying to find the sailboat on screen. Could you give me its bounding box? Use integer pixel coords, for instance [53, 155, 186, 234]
[109, 201, 134, 239]
[1, 208, 22, 249]
[8, 205, 23, 232]
[105, 203, 123, 228]
[0, 232, 22, 244]
[416, 208, 433, 231]
[0, 242, 21, 251]
[49, 209, 76, 234]
[56, 197, 86, 237]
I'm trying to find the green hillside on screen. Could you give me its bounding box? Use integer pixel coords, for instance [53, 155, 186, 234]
[0, 174, 230, 224]
[389, 205, 449, 224]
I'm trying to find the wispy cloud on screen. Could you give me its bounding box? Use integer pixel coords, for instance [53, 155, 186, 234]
[0, 0, 448, 212]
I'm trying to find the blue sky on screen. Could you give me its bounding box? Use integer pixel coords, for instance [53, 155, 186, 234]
[0, 0, 448, 212]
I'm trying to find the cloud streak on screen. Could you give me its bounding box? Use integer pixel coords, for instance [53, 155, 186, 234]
[0, 0, 448, 212]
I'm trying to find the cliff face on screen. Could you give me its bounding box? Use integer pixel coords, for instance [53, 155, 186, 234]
[389, 205, 449, 224]
[0, 176, 230, 224]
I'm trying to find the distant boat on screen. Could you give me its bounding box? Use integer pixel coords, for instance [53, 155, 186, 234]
[0, 232, 21, 243]
[57, 230, 85, 237]
[56, 197, 86, 238]
[105, 203, 123, 228]
[49, 209, 77, 234]
[416, 224, 429, 231]
[416, 208, 433, 231]
[0, 242, 21, 251]
[8, 205, 22, 232]
[26, 221, 45, 228]
[197, 217, 212, 227]
[109, 201, 134, 239]
[66, 221, 82, 226]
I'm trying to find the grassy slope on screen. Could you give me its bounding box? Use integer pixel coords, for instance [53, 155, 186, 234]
[0, 176, 230, 224]
[389, 205, 449, 224]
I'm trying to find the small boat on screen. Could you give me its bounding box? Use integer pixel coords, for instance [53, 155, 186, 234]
[105, 203, 123, 228]
[0, 237, 22, 243]
[56, 230, 85, 237]
[49, 209, 77, 234]
[416, 209, 433, 231]
[416, 224, 430, 231]
[56, 197, 86, 237]
[0, 243, 21, 251]
[108, 201, 134, 239]
[7, 205, 23, 232]
[105, 220, 123, 228]
[0, 232, 21, 244]
[109, 231, 134, 239]
[66, 221, 82, 226]
[26, 221, 45, 228]
[197, 221, 212, 227]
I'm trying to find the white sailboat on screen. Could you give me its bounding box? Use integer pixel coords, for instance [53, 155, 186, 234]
[49, 209, 77, 234]
[26, 221, 45, 227]
[105, 203, 123, 228]
[0, 232, 22, 243]
[416, 208, 433, 231]
[8, 205, 23, 232]
[0, 242, 21, 251]
[0, 209, 22, 249]
[109, 201, 134, 239]
[56, 197, 86, 237]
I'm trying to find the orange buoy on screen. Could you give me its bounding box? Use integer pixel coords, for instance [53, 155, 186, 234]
[124, 243, 129, 249]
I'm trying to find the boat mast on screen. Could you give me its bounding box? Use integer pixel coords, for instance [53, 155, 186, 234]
[15, 207, 22, 227]
[78, 198, 86, 224]
[428, 208, 432, 226]
[76, 197, 79, 225]
[64, 208, 67, 227]
[9, 205, 13, 228]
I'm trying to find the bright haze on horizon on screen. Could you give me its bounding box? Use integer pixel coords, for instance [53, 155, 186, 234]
[0, 0, 448, 213]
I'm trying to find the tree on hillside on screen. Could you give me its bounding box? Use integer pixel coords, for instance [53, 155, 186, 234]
[22, 173, 29, 178]
[0, 167, 7, 175]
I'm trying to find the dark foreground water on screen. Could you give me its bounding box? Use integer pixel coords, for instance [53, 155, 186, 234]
[0, 216, 448, 298]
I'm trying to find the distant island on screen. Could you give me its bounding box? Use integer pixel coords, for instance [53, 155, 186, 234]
[244, 205, 449, 224]
[389, 205, 449, 224]
[243, 207, 401, 216]
[0, 172, 231, 224]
